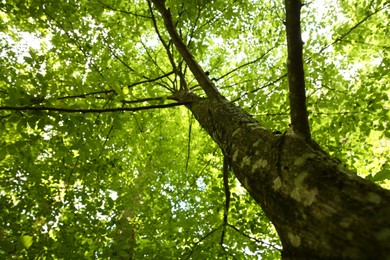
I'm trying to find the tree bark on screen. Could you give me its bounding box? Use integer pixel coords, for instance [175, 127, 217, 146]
[285, 0, 311, 142]
[172, 92, 390, 258]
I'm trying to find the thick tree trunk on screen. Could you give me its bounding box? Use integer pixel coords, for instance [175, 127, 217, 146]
[174, 92, 390, 259]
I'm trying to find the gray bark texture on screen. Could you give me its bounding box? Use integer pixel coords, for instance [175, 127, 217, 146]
[174, 91, 390, 259]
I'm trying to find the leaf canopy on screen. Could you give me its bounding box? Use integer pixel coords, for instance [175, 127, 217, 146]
[0, 0, 389, 258]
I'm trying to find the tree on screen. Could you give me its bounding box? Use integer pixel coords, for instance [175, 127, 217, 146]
[0, 0, 389, 258]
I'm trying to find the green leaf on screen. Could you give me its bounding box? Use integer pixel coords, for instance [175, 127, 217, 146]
[18, 235, 33, 249]
[366, 169, 390, 182]
[23, 56, 34, 64]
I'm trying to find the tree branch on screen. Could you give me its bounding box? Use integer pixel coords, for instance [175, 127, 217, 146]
[56, 71, 174, 100]
[43, 9, 107, 82]
[185, 113, 193, 172]
[150, 0, 222, 100]
[0, 102, 190, 113]
[218, 46, 277, 83]
[232, 73, 287, 103]
[147, 0, 178, 77]
[220, 156, 231, 247]
[121, 97, 165, 104]
[97, 0, 151, 18]
[285, 0, 311, 142]
[227, 223, 281, 250]
[316, 3, 388, 55]
[184, 226, 221, 260]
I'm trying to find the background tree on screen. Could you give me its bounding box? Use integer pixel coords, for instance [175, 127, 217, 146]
[0, 0, 389, 258]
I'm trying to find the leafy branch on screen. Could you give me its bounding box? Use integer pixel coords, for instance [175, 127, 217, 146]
[151, 0, 222, 100]
[233, 2, 388, 105]
[56, 71, 174, 101]
[217, 46, 277, 83]
[42, 7, 106, 81]
[184, 226, 221, 260]
[0, 102, 190, 113]
[0, 114, 11, 121]
[147, 0, 177, 75]
[227, 223, 281, 251]
[185, 113, 193, 171]
[197, 0, 239, 33]
[252, 109, 374, 117]
[97, 0, 152, 19]
[313, 2, 389, 56]
[232, 73, 288, 102]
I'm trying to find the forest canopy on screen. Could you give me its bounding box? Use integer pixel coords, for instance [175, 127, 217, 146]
[0, 0, 389, 258]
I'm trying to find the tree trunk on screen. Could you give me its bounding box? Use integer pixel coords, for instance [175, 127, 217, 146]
[284, 0, 311, 142]
[173, 92, 390, 259]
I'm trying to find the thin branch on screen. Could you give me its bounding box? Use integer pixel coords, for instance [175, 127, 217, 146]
[220, 156, 231, 246]
[140, 40, 164, 71]
[151, 0, 222, 100]
[339, 39, 390, 49]
[185, 2, 204, 47]
[227, 223, 281, 251]
[66, 157, 80, 186]
[147, 0, 176, 69]
[147, 0, 178, 84]
[191, 49, 279, 95]
[97, 0, 151, 19]
[184, 226, 221, 260]
[98, 111, 121, 157]
[126, 71, 174, 88]
[178, 61, 190, 91]
[139, 40, 175, 89]
[217, 46, 277, 82]
[230, 3, 388, 107]
[252, 112, 289, 117]
[252, 109, 372, 117]
[231, 73, 287, 103]
[133, 114, 144, 133]
[313, 3, 388, 56]
[147, 1, 192, 93]
[0, 102, 190, 113]
[103, 34, 176, 91]
[102, 37, 136, 73]
[57, 89, 113, 100]
[185, 113, 193, 172]
[66, 15, 106, 80]
[121, 97, 165, 104]
[56, 72, 174, 100]
[311, 110, 371, 115]
[197, 1, 238, 33]
[0, 114, 11, 121]
[42, 6, 109, 96]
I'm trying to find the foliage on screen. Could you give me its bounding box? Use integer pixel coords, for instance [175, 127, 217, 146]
[0, 0, 389, 258]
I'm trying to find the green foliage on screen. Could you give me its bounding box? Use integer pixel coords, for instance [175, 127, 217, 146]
[0, 0, 388, 258]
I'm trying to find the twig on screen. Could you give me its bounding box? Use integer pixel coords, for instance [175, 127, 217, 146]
[184, 226, 221, 259]
[227, 223, 281, 251]
[97, 0, 151, 19]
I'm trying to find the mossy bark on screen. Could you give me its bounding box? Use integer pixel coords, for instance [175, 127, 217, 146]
[178, 92, 390, 259]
